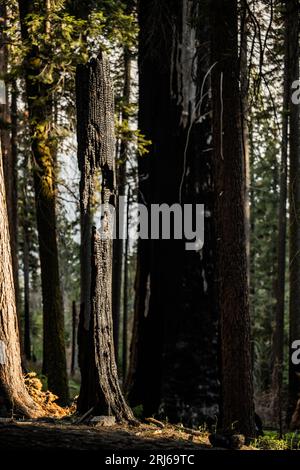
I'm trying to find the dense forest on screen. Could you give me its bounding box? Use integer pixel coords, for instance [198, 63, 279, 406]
[1, 0, 300, 455]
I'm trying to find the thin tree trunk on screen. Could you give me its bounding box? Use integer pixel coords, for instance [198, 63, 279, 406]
[122, 187, 130, 381]
[112, 45, 132, 365]
[18, 0, 69, 405]
[23, 221, 31, 361]
[70, 301, 77, 377]
[288, 0, 300, 426]
[240, 0, 251, 286]
[0, 142, 41, 418]
[271, 3, 289, 436]
[211, 0, 255, 437]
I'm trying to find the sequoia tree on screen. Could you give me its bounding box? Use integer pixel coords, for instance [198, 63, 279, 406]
[0, 4, 20, 318]
[211, 0, 255, 436]
[127, 0, 219, 426]
[0, 142, 41, 418]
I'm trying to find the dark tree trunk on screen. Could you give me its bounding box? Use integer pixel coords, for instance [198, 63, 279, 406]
[288, 0, 300, 426]
[240, 0, 251, 285]
[76, 53, 134, 422]
[112, 46, 132, 366]
[0, 143, 41, 419]
[272, 3, 289, 435]
[127, 0, 219, 427]
[122, 187, 130, 381]
[211, 0, 255, 437]
[18, 0, 69, 405]
[23, 221, 31, 361]
[70, 301, 77, 377]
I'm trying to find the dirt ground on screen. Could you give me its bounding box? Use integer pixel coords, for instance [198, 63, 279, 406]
[0, 420, 255, 451]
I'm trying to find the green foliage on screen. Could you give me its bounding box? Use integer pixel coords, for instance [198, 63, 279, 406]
[132, 404, 144, 420]
[252, 430, 300, 450]
[253, 435, 289, 450]
[116, 118, 152, 161]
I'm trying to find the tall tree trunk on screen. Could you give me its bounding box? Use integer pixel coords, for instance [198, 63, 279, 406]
[112, 47, 131, 366]
[0, 7, 20, 319]
[127, 0, 219, 427]
[211, 0, 255, 437]
[23, 220, 31, 361]
[272, 2, 289, 435]
[288, 0, 300, 426]
[0, 143, 41, 418]
[122, 187, 130, 381]
[18, 0, 69, 405]
[240, 0, 251, 286]
[70, 301, 77, 377]
[76, 53, 134, 422]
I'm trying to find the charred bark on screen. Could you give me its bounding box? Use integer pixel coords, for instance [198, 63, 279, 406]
[76, 53, 134, 422]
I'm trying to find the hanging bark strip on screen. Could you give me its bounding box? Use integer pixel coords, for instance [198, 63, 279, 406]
[76, 52, 134, 422]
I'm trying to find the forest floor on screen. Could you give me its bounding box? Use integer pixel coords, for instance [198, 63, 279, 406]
[0, 419, 257, 451]
[1, 374, 294, 451]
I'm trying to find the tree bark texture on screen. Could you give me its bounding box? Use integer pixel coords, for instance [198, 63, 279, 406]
[211, 0, 255, 436]
[0, 144, 41, 418]
[76, 53, 134, 422]
[0, 7, 20, 320]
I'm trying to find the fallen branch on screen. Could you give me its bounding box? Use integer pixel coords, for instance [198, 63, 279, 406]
[75, 407, 95, 424]
[145, 417, 165, 428]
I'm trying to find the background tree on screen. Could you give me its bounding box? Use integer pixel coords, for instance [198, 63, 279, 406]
[18, 0, 69, 404]
[287, 0, 300, 426]
[211, 0, 255, 436]
[127, 0, 219, 427]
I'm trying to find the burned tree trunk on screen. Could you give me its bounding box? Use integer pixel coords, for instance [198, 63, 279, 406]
[0, 144, 41, 419]
[76, 53, 134, 422]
